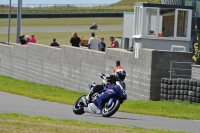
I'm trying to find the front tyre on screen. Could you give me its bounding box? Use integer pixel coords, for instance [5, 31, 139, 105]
[102, 98, 121, 117]
[73, 96, 85, 115]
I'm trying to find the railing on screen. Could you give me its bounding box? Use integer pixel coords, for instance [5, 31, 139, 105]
[169, 61, 194, 78]
[0, 4, 135, 13]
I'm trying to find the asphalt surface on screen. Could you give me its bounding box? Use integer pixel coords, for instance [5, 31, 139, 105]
[0, 26, 122, 34]
[0, 92, 199, 133]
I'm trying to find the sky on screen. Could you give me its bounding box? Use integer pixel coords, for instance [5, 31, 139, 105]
[0, 0, 120, 5]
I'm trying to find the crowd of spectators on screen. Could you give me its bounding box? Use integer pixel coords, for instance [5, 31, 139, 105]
[19, 32, 119, 52]
[19, 34, 37, 46]
[69, 31, 119, 52]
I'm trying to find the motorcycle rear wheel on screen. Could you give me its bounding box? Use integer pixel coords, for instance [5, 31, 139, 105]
[73, 96, 85, 115]
[101, 98, 121, 117]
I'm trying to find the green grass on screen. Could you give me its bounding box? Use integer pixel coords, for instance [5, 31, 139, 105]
[0, 76, 85, 104]
[0, 113, 187, 133]
[0, 0, 160, 13]
[120, 100, 200, 120]
[0, 30, 123, 46]
[0, 18, 123, 27]
[0, 75, 200, 120]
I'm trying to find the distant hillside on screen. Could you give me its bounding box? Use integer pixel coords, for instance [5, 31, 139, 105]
[113, 0, 160, 5]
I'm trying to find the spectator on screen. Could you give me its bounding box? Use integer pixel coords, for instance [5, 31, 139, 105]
[21, 34, 25, 39]
[108, 36, 119, 48]
[19, 36, 27, 45]
[112, 60, 123, 75]
[29, 34, 36, 43]
[98, 37, 106, 52]
[25, 35, 30, 43]
[88, 32, 100, 50]
[50, 38, 60, 47]
[70, 32, 81, 47]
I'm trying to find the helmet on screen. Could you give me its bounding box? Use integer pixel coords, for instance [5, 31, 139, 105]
[115, 69, 126, 81]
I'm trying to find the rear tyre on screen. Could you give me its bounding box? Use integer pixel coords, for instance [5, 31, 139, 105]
[73, 96, 86, 115]
[102, 98, 121, 117]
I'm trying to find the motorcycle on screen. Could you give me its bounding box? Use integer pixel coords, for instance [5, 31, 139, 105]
[90, 23, 98, 30]
[73, 73, 127, 117]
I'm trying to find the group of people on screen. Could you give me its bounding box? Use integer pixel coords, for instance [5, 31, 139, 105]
[19, 32, 119, 51]
[69, 32, 119, 52]
[19, 34, 36, 45]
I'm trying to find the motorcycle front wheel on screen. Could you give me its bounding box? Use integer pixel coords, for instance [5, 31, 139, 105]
[73, 96, 85, 115]
[101, 98, 121, 117]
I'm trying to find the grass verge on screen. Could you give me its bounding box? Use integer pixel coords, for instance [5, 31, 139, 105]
[0, 75, 200, 120]
[0, 113, 187, 133]
[0, 30, 122, 46]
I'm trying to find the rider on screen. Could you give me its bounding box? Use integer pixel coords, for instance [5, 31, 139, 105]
[86, 67, 126, 102]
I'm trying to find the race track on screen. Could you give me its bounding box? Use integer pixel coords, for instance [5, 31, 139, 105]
[0, 26, 122, 34]
[0, 92, 199, 133]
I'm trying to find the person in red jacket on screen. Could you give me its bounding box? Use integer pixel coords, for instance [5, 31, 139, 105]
[107, 36, 119, 48]
[29, 34, 36, 43]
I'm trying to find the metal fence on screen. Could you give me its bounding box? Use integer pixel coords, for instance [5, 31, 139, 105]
[169, 61, 194, 78]
[0, 4, 135, 13]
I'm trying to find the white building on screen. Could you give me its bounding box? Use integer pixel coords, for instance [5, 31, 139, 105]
[122, 2, 193, 51]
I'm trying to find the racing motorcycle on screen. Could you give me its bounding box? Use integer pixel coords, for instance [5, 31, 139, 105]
[73, 73, 127, 117]
[90, 23, 98, 30]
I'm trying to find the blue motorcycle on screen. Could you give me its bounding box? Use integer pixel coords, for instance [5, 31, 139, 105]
[73, 73, 127, 117]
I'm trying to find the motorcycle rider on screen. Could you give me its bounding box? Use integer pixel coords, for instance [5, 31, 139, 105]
[86, 68, 126, 102]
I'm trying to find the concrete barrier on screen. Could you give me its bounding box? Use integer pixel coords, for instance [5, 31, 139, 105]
[0, 43, 192, 100]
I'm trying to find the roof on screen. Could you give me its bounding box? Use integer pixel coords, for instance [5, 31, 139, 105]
[135, 3, 194, 9]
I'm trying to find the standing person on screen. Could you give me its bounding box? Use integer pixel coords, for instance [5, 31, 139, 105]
[112, 60, 123, 75]
[19, 36, 27, 45]
[29, 34, 36, 43]
[108, 36, 119, 48]
[21, 34, 25, 39]
[25, 35, 30, 43]
[88, 32, 100, 50]
[50, 38, 60, 47]
[98, 37, 106, 52]
[70, 32, 81, 47]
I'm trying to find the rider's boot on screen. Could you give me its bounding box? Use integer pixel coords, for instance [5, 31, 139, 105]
[86, 91, 94, 102]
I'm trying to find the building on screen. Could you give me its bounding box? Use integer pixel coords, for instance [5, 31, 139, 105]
[122, 0, 200, 52]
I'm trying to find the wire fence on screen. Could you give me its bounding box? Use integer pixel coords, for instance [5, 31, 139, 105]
[0, 4, 135, 13]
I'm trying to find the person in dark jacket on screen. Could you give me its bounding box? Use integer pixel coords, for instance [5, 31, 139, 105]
[50, 38, 60, 47]
[19, 36, 27, 45]
[70, 32, 81, 47]
[98, 37, 106, 52]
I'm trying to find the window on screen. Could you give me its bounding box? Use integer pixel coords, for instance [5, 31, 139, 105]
[145, 8, 158, 36]
[134, 6, 143, 36]
[160, 8, 175, 37]
[176, 10, 189, 37]
[134, 7, 139, 35]
[197, 0, 200, 18]
[184, 0, 192, 6]
[185, 0, 200, 18]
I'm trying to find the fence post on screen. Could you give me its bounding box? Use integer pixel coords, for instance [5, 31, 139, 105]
[170, 61, 173, 78]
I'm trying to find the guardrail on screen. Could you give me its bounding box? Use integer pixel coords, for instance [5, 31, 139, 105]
[169, 61, 194, 78]
[0, 4, 135, 13]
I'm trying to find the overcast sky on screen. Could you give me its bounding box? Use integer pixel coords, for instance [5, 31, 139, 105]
[0, 0, 120, 5]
